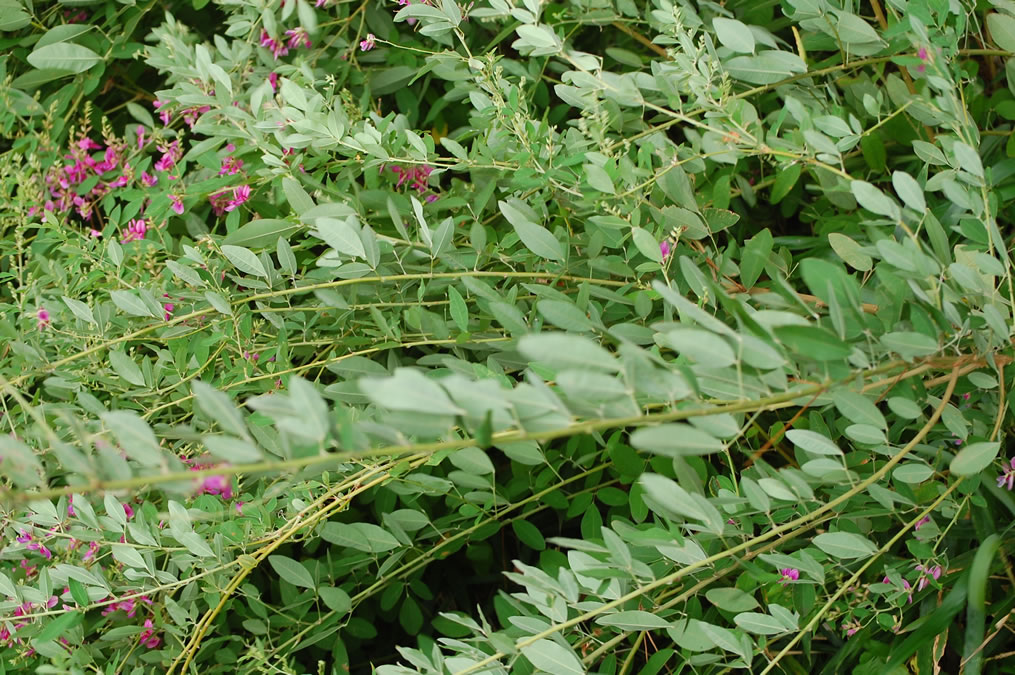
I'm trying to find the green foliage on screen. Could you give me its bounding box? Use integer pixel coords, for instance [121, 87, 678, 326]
[1, 0, 1015, 673]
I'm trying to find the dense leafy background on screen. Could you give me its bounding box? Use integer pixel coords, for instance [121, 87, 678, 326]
[2, 0, 1015, 673]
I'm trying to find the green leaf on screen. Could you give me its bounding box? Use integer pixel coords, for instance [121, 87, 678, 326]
[222, 244, 268, 278]
[832, 390, 887, 429]
[0, 1, 31, 31]
[36, 24, 92, 48]
[223, 219, 301, 248]
[205, 291, 232, 316]
[192, 381, 248, 438]
[584, 164, 615, 193]
[828, 232, 872, 272]
[989, 13, 1015, 52]
[282, 176, 314, 215]
[109, 349, 145, 387]
[203, 435, 262, 463]
[448, 286, 469, 332]
[166, 260, 206, 287]
[320, 522, 401, 553]
[706, 587, 759, 612]
[268, 555, 316, 589]
[537, 300, 595, 332]
[512, 519, 546, 550]
[520, 639, 584, 675]
[881, 331, 939, 359]
[360, 368, 464, 415]
[631, 424, 724, 457]
[892, 171, 926, 211]
[111, 544, 148, 569]
[770, 163, 801, 204]
[288, 377, 330, 442]
[319, 586, 351, 614]
[724, 51, 807, 84]
[835, 12, 881, 45]
[813, 532, 877, 559]
[631, 226, 663, 262]
[27, 42, 102, 73]
[499, 200, 565, 262]
[661, 328, 736, 367]
[773, 325, 851, 360]
[68, 577, 89, 607]
[712, 17, 755, 53]
[449, 446, 495, 475]
[740, 228, 773, 289]
[277, 236, 297, 275]
[785, 429, 842, 456]
[950, 442, 1001, 477]
[317, 217, 366, 259]
[597, 611, 672, 630]
[101, 411, 163, 467]
[110, 290, 156, 318]
[851, 180, 899, 218]
[892, 463, 934, 484]
[734, 612, 789, 635]
[33, 610, 82, 644]
[62, 295, 95, 324]
[518, 333, 620, 371]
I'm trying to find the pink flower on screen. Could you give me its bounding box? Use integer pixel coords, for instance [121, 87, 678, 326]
[998, 458, 1015, 490]
[141, 171, 158, 187]
[82, 540, 100, 561]
[154, 141, 182, 172]
[36, 308, 50, 330]
[89, 229, 103, 238]
[196, 474, 234, 500]
[659, 240, 672, 260]
[153, 99, 171, 125]
[260, 30, 290, 59]
[78, 137, 102, 151]
[121, 218, 149, 243]
[267, 72, 279, 92]
[139, 619, 161, 649]
[136, 125, 146, 149]
[915, 564, 943, 591]
[883, 575, 913, 603]
[67, 496, 76, 517]
[169, 194, 185, 215]
[219, 156, 244, 176]
[285, 27, 311, 49]
[122, 503, 135, 519]
[778, 568, 799, 584]
[360, 33, 376, 51]
[16, 530, 31, 543]
[914, 515, 931, 531]
[224, 184, 251, 212]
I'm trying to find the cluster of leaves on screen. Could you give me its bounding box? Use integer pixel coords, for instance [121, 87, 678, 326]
[3, 0, 1015, 672]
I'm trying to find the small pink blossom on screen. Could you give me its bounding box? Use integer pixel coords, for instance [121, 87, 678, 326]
[660, 240, 672, 260]
[914, 515, 931, 531]
[998, 458, 1015, 490]
[139, 618, 161, 649]
[67, 496, 76, 517]
[224, 184, 251, 212]
[89, 229, 103, 238]
[285, 27, 312, 49]
[778, 568, 799, 584]
[360, 33, 376, 51]
[16, 530, 31, 543]
[196, 474, 234, 500]
[82, 540, 100, 561]
[121, 218, 148, 243]
[169, 194, 185, 215]
[915, 564, 943, 591]
[141, 171, 158, 187]
[268, 71, 279, 92]
[883, 575, 913, 603]
[37, 308, 50, 330]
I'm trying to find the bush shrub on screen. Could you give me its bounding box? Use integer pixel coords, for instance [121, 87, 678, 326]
[2, 0, 1015, 672]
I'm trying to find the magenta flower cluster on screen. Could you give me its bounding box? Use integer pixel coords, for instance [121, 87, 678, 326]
[260, 28, 312, 60]
[386, 164, 439, 202]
